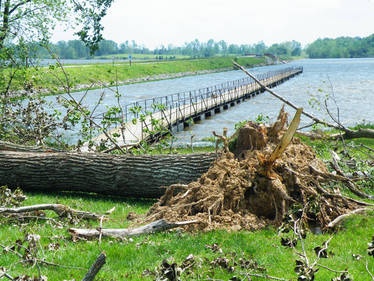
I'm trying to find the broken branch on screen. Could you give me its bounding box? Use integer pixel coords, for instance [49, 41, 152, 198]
[0, 204, 104, 220]
[309, 164, 374, 200]
[366, 261, 374, 281]
[234, 61, 374, 141]
[69, 219, 198, 239]
[233, 61, 342, 131]
[327, 208, 373, 228]
[267, 107, 303, 165]
[82, 251, 106, 281]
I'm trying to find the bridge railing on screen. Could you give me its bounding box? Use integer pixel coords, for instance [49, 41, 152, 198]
[122, 66, 303, 122]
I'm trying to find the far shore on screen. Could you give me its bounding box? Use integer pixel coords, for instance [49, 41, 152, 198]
[9, 56, 277, 98]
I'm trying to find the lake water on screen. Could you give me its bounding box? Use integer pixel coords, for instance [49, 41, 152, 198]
[45, 58, 374, 146]
[175, 58, 374, 144]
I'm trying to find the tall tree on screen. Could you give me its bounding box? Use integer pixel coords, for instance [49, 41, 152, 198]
[0, 0, 114, 53]
[305, 34, 374, 58]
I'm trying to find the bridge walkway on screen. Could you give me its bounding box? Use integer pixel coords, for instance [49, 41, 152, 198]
[89, 66, 303, 150]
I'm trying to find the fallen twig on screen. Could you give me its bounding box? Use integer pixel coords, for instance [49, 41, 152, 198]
[316, 263, 348, 274]
[327, 208, 373, 228]
[98, 216, 104, 244]
[366, 261, 374, 281]
[82, 251, 106, 281]
[309, 164, 374, 200]
[0, 267, 15, 281]
[361, 144, 374, 154]
[243, 272, 288, 280]
[330, 150, 344, 177]
[294, 219, 309, 267]
[0, 204, 104, 220]
[0, 272, 14, 281]
[69, 219, 199, 239]
[0, 243, 86, 270]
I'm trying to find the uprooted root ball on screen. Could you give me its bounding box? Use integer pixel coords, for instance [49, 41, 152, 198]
[146, 108, 368, 232]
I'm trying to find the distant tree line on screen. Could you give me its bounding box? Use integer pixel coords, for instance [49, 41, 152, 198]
[32, 39, 302, 59]
[305, 34, 374, 58]
[30, 34, 374, 60]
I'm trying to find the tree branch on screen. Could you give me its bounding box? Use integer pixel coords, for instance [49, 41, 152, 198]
[0, 204, 105, 220]
[69, 219, 199, 239]
[82, 252, 106, 281]
[327, 208, 373, 228]
[9, 0, 32, 15]
[233, 62, 352, 132]
[366, 261, 374, 281]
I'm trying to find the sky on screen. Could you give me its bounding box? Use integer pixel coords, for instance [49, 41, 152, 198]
[51, 0, 374, 49]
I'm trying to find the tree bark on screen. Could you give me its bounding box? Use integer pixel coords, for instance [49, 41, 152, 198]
[0, 140, 64, 152]
[0, 0, 10, 49]
[0, 151, 216, 198]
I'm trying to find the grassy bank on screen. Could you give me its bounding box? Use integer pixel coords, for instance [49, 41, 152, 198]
[9, 56, 265, 94]
[94, 53, 191, 60]
[1, 135, 374, 280]
[1, 190, 373, 280]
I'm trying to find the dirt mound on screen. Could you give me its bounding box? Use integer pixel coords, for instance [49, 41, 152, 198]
[146, 108, 368, 232]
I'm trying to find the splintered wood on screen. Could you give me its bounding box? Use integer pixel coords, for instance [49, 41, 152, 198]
[146, 107, 372, 232]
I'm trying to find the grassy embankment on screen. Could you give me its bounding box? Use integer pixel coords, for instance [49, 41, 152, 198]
[10, 56, 265, 95]
[94, 53, 191, 60]
[1, 134, 374, 280]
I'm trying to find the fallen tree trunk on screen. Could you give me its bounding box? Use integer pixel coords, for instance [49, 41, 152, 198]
[0, 151, 216, 198]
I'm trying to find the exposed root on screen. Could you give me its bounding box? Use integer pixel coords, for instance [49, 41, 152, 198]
[146, 108, 374, 232]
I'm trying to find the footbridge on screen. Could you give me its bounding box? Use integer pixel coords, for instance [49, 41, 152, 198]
[88, 66, 303, 151]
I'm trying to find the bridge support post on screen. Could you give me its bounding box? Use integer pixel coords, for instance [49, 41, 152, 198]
[193, 115, 201, 123]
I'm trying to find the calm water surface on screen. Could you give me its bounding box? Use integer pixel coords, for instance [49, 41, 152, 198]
[174, 58, 374, 144]
[46, 58, 374, 145]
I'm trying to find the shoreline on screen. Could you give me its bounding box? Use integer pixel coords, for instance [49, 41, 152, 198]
[12, 62, 271, 98]
[67, 63, 273, 91]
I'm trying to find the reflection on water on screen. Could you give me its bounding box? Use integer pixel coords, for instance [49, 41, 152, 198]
[45, 58, 374, 145]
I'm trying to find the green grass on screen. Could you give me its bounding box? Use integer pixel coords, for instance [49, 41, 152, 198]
[6, 56, 265, 95]
[1, 190, 373, 280]
[1, 135, 374, 280]
[94, 53, 191, 60]
[297, 131, 374, 160]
